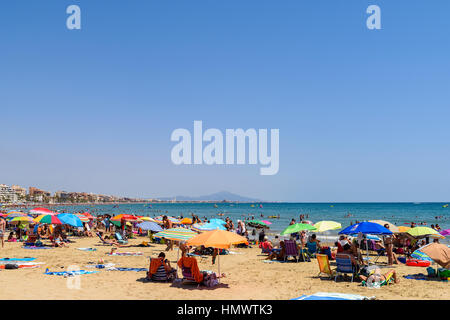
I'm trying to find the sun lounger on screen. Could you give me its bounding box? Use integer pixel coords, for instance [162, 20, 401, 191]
[284, 240, 299, 262]
[335, 254, 357, 282]
[316, 254, 336, 279]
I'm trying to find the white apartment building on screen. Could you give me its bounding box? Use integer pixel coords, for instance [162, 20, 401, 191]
[0, 184, 19, 203]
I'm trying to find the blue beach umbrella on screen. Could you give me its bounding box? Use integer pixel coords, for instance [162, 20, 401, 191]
[209, 219, 227, 225]
[339, 222, 392, 235]
[137, 221, 162, 232]
[57, 213, 83, 228]
[191, 222, 226, 232]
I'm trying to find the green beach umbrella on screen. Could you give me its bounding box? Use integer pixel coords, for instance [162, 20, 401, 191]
[313, 221, 342, 232]
[246, 220, 269, 228]
[281, 223, 316, 236]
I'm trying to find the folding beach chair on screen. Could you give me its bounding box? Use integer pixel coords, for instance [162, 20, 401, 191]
[284, 240, 299, 262]
[316, 254, 336, 279]
[114, 232, 128, 244]
[306, 242, 318, 258]
[368, 240, 385, 263]
[335, 254, 357, 282]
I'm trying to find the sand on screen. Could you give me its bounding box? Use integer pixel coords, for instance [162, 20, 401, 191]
[0, 236, 448, 300]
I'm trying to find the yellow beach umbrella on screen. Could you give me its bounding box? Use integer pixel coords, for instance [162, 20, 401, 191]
[369, 220, 399, 233]
[407, 227, 439, 238]
[140, 217, 156, 222]
[313, 221, 342, 232]
[397, 226, 411, 233]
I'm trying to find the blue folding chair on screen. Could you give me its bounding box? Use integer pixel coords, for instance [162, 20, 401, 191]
[335, 254, 357, 282]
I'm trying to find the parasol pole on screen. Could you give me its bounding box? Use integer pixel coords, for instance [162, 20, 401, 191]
[218, 252, 221, 284]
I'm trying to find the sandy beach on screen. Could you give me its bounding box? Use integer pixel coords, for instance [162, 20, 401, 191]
[0, 236, 448, 300]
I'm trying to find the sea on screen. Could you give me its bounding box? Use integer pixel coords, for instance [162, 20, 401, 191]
[45, 202, 449, 244]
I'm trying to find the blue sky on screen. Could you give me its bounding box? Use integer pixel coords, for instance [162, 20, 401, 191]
[1, 1, 449, 202]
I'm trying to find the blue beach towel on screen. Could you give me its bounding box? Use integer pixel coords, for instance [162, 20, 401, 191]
[77, 248, 97, 251]
[23, 246, 53, 250]
[110, 267, 147, 272]
[44, 268, 99, 276]
[0, 258, 36, 262]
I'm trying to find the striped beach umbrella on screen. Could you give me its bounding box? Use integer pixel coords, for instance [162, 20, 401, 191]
[81, 212, 95, 220]
[9, 216, 35, 224]
[34, 214, 63, 225]
[75, 214, 89, 222]
[137, 221, 162, 232]
[6, 212, 28, 219]
[154, 227, 197, 241]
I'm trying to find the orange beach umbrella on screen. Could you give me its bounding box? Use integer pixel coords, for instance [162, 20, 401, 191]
[186, 230, 248, 249]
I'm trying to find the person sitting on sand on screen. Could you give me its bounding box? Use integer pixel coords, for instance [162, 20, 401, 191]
[359, 267, 399, 284]
[266, 241, 286, 261]
[54, 235, 69, 248]
[146, 252, 177, 282]
[259, 236, 273, 251]
[7, 232, 17, 242]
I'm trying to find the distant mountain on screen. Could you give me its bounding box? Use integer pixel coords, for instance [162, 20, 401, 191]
[158, 191, 262, 202]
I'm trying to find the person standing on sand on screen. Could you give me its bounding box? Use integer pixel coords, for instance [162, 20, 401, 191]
[0, 217, 5, 248]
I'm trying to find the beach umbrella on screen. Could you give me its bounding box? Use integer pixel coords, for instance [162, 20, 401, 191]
[339, 222, 392, 235]
[186, 230, 248, 282]
[417, 243, 450, 269]
[75, 214, 89, 222]
[369, 220, 399, 233]
[397, 226, 411, 233]
[180, 218, 193, 225]
[187, 230, 248, 249]
[8, 216, 35, 224]
[439, 229, 450, 237]
[34, 214, 63, 225]
[209, 219, 226, 225]
[407, 227, 440, 238]
[57, 213, 83, 228]
[81, 212, 95, 220]
[111, 214, 138, 221]
[410, 249, 434, 262]
[191, 222, 226, 232]
[6, 212, 28, 219]
[281, 223, 316, 236]
[154, 227, 198, 242]
[246, 220, 270, 228]
[292, 292, 371, 300]
[30, 208, 55, 215]
[137, 221, 162, 232]
[139, 217, 157, 222]
[313, 221, 342, 233]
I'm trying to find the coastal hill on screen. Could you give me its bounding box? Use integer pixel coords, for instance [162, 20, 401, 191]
[158, 191, 262, 202]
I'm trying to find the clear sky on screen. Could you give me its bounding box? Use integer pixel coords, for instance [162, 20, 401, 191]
[1, 1, 449, 202]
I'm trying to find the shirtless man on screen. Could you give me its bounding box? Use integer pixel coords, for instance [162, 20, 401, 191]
[0, 217, 6, 248]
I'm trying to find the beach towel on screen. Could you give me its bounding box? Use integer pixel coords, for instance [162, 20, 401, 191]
[44, 268, 99, 276]
[403, 273, 447, 281]
[178, 256, 203, 283]
[77, 248, 97, 252]
[110, 267, 147, 272]
[292, 292, 375, 300]
[0, 263, 41, 269]
[22, 246, 53, 250]
[0, 258, 36, 262]
[107, 252, 143, 256]
[149, 258, 164, 278]
[85, 263, 116, 269]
